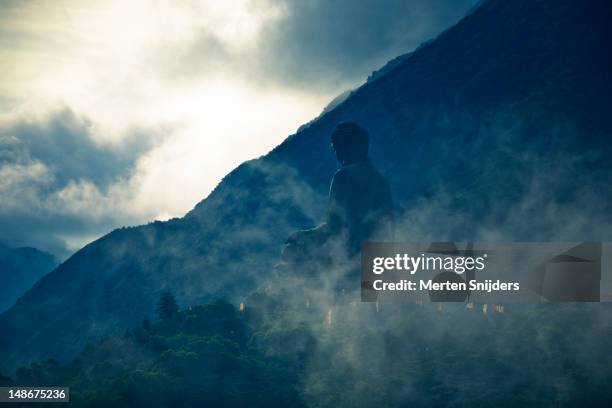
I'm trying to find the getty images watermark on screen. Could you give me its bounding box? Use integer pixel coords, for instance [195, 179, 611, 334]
[361, 242, 611, 303]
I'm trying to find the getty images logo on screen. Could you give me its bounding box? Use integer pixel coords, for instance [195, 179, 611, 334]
[371, 252, 487, 275]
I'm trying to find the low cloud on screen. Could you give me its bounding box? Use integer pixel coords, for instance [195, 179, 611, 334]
[0, 109, 163, 257]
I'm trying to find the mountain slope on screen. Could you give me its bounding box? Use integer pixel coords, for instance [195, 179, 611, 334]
[0, 242, 57, 313]
[1, 0, 611, 372]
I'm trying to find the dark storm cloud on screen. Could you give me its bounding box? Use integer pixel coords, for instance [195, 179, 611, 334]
[156, 0, 480, 90]
[260, 0, 481, 88]
[1, 110, 152, 186]
[0, 109, 160, 258]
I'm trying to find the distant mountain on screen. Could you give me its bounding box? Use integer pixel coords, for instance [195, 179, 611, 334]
[0, 242, 57, 312]
[1, 0, 611, 372]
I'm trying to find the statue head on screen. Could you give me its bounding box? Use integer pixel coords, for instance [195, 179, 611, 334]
[331, 122, 369, 165]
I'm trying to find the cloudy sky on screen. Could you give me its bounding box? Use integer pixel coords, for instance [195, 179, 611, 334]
[0, 0, 478, 258]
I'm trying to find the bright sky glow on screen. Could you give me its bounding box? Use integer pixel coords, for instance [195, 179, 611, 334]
[1, 0, 330, 236]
